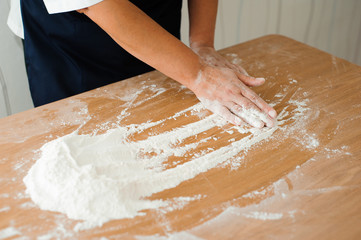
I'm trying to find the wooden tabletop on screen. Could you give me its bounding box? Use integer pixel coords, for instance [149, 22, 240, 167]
[1, 35, 361, 240]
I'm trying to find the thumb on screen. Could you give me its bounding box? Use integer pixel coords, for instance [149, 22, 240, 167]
[235, 71, 265, 87]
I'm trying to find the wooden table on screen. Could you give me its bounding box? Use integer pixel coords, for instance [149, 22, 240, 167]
[1, 35, 361, 240]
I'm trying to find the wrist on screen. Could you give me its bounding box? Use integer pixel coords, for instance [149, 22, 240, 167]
[182, 59, 208, 93]
[189, 40, 215, 52]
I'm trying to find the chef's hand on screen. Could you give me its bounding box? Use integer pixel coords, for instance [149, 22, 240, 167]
[188, 60, 277, 128]
[192, 46, 266, 87]
[81, 0, 276, 128]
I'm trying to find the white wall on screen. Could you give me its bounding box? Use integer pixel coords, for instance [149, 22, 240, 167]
[182, 0, 361, 64]
[0, 0, 33, 118]
[1, 0, 360, 118]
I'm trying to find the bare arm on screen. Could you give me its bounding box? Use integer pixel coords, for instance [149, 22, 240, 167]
[80, 0, 200, 88]
[188, 0, 218, 49]
[80, 0, 277, 127]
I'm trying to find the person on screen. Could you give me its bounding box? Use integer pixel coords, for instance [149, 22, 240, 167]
[8, 0, 277, 128]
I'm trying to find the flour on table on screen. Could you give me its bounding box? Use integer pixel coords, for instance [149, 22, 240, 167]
[0, 227, 21, 239]
[0, 206, 10, 212]
[23, 84, 318, 230]
[136, 232, 204, 240]
[242, 211, 283, 220]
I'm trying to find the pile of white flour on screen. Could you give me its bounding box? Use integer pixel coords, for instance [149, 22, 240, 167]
[24, 128, 165, 226]
[24, 97, 314, 229]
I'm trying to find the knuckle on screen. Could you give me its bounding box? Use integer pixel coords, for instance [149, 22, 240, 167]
[239, 87, 249, 96]
[232, 105, 242, 113]
[247, 93, 258, 102]
[225, 88, 234, 96]
[243, 101, 254, 109]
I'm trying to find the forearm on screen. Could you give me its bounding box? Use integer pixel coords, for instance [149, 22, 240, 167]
[81, 0, 201, 88]
[81, 0, 277, 128]
[188, 0, 218, 49]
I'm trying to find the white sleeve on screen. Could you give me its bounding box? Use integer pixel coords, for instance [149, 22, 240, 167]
[43, 0, 104, 14]
[7, 0, 24, 38]
[7, 0, 104, 39]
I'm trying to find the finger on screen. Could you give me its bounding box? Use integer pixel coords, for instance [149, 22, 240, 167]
[239, 87, 277, 119]
[227, 102, 265, 128]
[230, 96, 276, 128]
[235, 71, 265, 87]
[225, 62, 250, 77]
[216, 105, 245, 126]
[225, 63, 265, 87]
[234, 64, 249, 76]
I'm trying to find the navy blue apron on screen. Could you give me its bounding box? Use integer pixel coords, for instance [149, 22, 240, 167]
[21, 0, 182, 107]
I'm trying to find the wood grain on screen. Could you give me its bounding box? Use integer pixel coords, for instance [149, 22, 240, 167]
[0, 35, 361, 239]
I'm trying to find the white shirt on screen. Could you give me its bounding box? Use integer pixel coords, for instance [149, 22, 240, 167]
[7, 0, 103, 38]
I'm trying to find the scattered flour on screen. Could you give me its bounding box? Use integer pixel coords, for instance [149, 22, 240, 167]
[225, 53, 243, 65]
[20, 201, 36, 209]
[136, 232, 204, 240]
[159, 195, 204, 213]
[0, 194, 9, 198]
[23, 80, 320, 232]
[242, 188, 268, 199]
[36, 216, 75, 240]
[0, 227, 21, 239]
[0, 206, 10, 212]
[23, 102, 284, 229]
[242, 211, 283, 220]
[289, 78, 298, 84]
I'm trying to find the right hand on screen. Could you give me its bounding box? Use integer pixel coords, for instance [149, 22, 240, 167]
[189, 63, 277, 128]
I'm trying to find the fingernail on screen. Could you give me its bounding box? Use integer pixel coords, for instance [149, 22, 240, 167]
[255, 77, 265, 82]
[266, 119, 275, 128]
[269, 109, 277, 118]
[254, 121, 264, 129]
